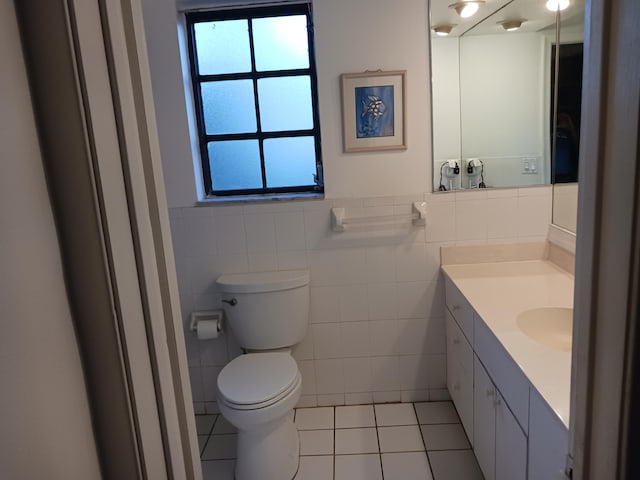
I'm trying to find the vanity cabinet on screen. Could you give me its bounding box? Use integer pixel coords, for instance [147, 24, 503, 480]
[473, 356, 527, 480]
[445, 274, 567, 480]
[443, 260, 572, 480]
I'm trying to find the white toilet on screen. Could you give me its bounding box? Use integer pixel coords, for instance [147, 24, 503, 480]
[215, 270, 310, 480]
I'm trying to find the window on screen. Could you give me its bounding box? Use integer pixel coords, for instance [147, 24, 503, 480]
[186, 4, 323, 197]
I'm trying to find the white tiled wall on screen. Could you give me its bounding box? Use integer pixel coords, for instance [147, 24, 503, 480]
[170, 187, 551, 413]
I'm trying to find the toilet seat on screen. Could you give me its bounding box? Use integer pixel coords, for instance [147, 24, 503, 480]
[221, 374, 301, 411]
[217, 352, 300, 410]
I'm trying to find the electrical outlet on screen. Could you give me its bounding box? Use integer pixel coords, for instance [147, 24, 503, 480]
[522, 157, 538, 174]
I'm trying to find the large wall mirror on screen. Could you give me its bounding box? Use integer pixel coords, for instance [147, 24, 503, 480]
[430, 0, 584, 233]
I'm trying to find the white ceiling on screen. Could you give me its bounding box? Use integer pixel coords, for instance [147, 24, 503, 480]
[430, 0, 585, 37]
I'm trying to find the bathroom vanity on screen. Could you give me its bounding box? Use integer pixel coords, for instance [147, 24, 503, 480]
[441, 247, 572, 480]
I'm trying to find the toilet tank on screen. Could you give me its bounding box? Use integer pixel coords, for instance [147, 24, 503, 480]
[216, 270, 310, 350]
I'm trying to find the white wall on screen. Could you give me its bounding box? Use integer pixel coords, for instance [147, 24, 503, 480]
[313, 0, 431, 198]
[141, 0, 200, 207]
[459, 33, 549, 186]
[553, 183, 578, 233]
[0, 1, 101, 477]
[138, 0, 553, 411]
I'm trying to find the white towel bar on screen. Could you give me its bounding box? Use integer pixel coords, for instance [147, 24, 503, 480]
[331, 201, 427, 232]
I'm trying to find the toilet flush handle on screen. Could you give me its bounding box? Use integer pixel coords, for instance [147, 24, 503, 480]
[222, 298, 237, 307]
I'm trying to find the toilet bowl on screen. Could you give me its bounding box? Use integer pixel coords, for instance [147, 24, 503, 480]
[217, 352, 302, 480]
[214, 270, 310, 480]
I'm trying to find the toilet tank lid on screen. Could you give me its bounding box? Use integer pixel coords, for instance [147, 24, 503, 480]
[216, 270, 310, 293]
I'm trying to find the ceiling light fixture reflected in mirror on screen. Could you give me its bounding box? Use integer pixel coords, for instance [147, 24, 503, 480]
[499, 19, 525, 31]
[546, 0, 570, 11]
[449, 1, 485, 19]
[432, 25, 455, 36]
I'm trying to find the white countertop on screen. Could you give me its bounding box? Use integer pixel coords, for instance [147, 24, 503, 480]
[442, 260, 573, 428]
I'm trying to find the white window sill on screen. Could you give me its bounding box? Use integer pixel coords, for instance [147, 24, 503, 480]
[195, 192, 324, 206]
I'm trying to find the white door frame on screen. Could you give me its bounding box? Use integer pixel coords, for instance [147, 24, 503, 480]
[570, 0, 640, 477]
[100, 0, 201, 476]
[16, 0, 200, 478]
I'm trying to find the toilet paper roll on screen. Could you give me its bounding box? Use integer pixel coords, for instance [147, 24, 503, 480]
[197, 319, 220, 340]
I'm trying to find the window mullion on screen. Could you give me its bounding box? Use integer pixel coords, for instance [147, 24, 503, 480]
[247, 19, 268, 190]
[196, 69, 311, 83]
[203, 130, 316, 143]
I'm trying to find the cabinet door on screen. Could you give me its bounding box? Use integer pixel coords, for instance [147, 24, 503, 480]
[447, 334, 461, 403]
[495, 391, 527, 480]
[474, 356, 495, 480]
[446, 313, 474, 443]
[528, 388, 569, 480]
[457, 365, 474, 446]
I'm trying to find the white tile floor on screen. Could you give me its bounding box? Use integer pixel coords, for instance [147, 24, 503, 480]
[197, 401, 484, 480]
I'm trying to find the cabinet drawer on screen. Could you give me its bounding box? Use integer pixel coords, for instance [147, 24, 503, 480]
[446, 310, 473, 377]
[474, 315, 530, 434]
[445, 276, 474, 343]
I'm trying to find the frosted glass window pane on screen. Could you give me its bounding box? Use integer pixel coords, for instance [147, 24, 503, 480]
[194, 20, 251, 75]
[257, 76, 313, 132]
[264, 137, 316, 187]
[253, 15, 309, 71]
[201, 80, 257, 134]
[208, 140, 262, 191]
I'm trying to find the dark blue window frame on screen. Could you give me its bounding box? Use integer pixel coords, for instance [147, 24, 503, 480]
[186, 4, 323, 197]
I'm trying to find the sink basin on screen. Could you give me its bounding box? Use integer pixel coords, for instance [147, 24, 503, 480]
[516, 307, 573, 352]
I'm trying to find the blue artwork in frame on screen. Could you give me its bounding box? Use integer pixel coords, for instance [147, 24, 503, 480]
[341, 70, 405, 152]
[355, 85, 395, 138]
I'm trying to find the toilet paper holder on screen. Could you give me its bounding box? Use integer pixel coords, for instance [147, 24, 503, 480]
[190, 310, 224, 335]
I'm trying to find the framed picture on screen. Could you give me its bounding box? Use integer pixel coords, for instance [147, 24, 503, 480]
[340, 70, 407, 153]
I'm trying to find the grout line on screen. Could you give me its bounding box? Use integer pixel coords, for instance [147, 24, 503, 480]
[331, 451, 387, 457]
[201, 455, 237, 461]
[332, 407, 336, 480]
[372, 403, 385, 479]
[198, 414, 219, 459]
[209, 414, 220, 435]
[426, 446, 474, 452]
[299, 425, 377, 431]
[199, 435, 209, 459]
[418, 421, 461, 426]
[413, 402, 436, 480]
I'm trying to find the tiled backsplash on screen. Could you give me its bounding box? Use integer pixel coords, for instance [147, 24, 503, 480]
[169, 186, 552, 413]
